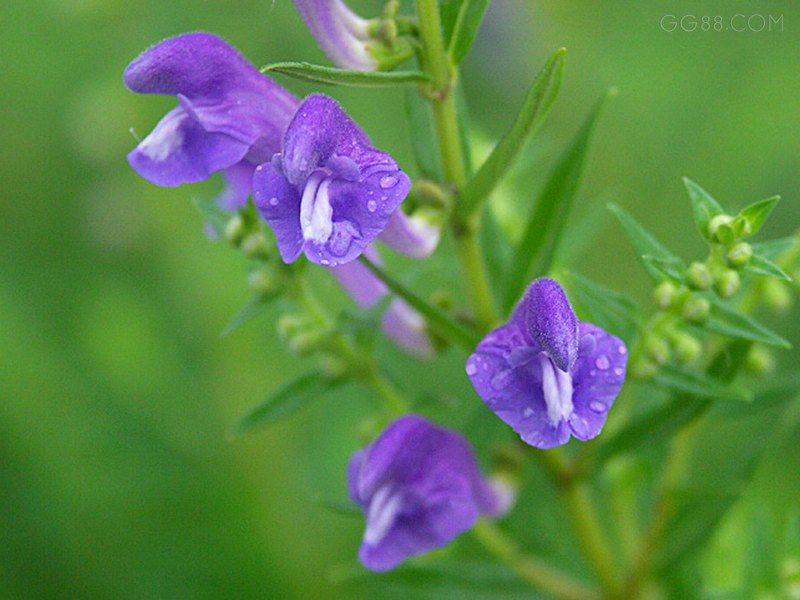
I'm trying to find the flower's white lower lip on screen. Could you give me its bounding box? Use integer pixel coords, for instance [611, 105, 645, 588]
[364, 484, 403, 545]
[539, 353, 574, 427]
[299, 172, 334, 243]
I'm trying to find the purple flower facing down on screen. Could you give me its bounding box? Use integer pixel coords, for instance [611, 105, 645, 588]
[253, 94, 411, 266]
[293, 0, 378, 70]
[466, 278, 628, 449]
[379, 210, 441, 259]
[330, 247, 434, 358]
[348, 415, 504, 571]
[125, 32, 299, 208]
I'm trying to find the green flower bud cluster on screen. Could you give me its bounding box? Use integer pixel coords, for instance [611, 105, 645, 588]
[277, 313, 328, 357]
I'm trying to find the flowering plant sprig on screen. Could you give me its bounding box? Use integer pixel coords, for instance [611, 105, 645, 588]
[124, 2, 799, 598]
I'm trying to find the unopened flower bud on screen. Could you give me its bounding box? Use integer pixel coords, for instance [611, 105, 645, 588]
[764, 279, 792, 313]
[288, 331, 323, 356]
[224, 213, 246, 245]
[682, 295, 710, 323]
[319, 354, 348, 379]
[726, 242, 752, 268]
[673, 333, 701, 364]
[732, 215, 753, 238]
[277, 313, 307, 341]
[687, 262, 712, 290]
[241, 232, 270, 259]
[708, 214, 734, 244]
[653, 281, 678, 310]
[247, 267, 279, 296]
[645, 336, 670, 365]
[745, 345, 775, 376]
[714, 269, 741, 298]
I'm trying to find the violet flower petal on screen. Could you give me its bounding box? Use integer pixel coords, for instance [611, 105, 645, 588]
[217, 161, 256, 211]
[466, 278, 628, 449]
[125, 32, 298, 187]
[252, 162, 304, 263]
[348, 415, 502, 571]
[292, 0, 378, 71]
[379, 210, 441, 259]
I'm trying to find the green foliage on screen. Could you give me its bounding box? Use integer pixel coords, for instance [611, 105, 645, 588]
[563, 271, 639, 343]
[458, 48, 566, 217]
[405, 89, 443, 180]
[684, 178, 724, 240]
[260, 62, 430, 87]
[736, 195, 781, 237]
[706, 297, 791, 348]
[232, 373, 343, 436]
[220, 294, 273, 337]
[446, 0, 490, 65]
[501, 89, 612, 310]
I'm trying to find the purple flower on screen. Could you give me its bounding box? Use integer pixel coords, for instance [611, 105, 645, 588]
[253, 94, 411, 266]
[348, 415, 505, 571]
[292, 0, 378, 70]
[466, 278, 628, 449]
[124, 32, 299, 209]
[330, 247, 434, 358]
[379, 210, 441, 259]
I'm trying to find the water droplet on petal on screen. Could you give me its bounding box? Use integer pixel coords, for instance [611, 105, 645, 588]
[490, 369, 512, 390]
[466, 362, 477, 376]
[381, 194, 388, 201]
[590, 401, 605, 413]
[614, 366, 624, 376]
[595, 354, 610, 370]
[590, 369, 597, 377]
[379, 175, 398, 189]
[523, 408, 534, 418]
[269, 197, 279, 206]
[367, 200, 377, 212]
[320, 259, 329, 266]
[618, 345, 627, 355]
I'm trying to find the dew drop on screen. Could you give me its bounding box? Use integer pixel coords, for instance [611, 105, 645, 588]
[614, 366, 624, 376]
[595, 354, 610, 370]
[618, 345, 627, 355]
[590, 401, 605, 413]
[367, 200, 377, 212]
[380, 194, 388, 201]
[320, 259, 330, 266]
[466, 362, 478, 376]
[379, 175, 398, 189]
[523, 408, 534, 418]
[590, 369, 597, 377]
[269, 197, 278, 206]
[490, 369, 512, 390]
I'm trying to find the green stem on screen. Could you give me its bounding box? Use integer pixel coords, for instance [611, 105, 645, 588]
[415, 0, 498, 331]
[472, 520, 601, 600]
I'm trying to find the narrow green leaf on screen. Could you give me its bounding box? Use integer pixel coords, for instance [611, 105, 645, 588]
[737, 195, 780, 236]
[404, 89, 442, 180]
[220, 296, 271, 337]
[502, 89, 613, 310]
[652, 364, 753, 402]
[641, 255, 687, 283]
[318, 497, 361, 517]
[706, 298, 791, 348]
[440, 0, 464, 45]
[260, 62, 429, 87]
[745, 253, 792, 281]
[683, 177, 724, 240]
[608, 202, 686, 282]
[448, 0, 490, 65]
[480, 206, 511, 301]
[359, 257, 481, 350]
[193, 195, 229, 237]
[563, 271, 639, 343]
[752, 236, 797, 260]
[232, 373, 337, 436]
[459, 48, 567, 217]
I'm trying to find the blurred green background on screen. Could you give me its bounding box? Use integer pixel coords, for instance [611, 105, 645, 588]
[2, 1, 799, 598]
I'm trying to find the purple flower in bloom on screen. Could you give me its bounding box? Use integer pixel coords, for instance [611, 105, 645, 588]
[292, 0, 378, 70]
[348, 415, 505, 571]
[466, 278, 628, 449]
[124, 32, 299, 209]
[330, 247, 434, 358]
[253, 94, 411, 266]
[379, 210, 441, 259]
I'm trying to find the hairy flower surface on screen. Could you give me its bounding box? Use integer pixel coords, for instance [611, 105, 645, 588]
[124, 32, 299, 208]
[253, 94, 410, 266]
[292, 0, 378, 70]
[348, 415, 504, 571]
[330, 247, 433, 358]
[467, 278, 628, 449]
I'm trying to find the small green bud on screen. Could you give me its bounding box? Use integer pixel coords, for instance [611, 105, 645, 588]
[633, 358, 658, 380]
[247, 268, 279, 296]
[687, 261, 712, 290]
[745, 345, 775, 376]
[708, 214, 734, 243]
[318, 354, 348, 379]
[224, 213, 246, 245]
[653, 281, 678, 310]
[726, 242, 753, 268]
[714, 269, 741, 298]
[288, 331, 322, 356]
[240, 232, 270, 259]
[645, 336, 670, 365]
[763, 279, 792, 313]
[276, 313, 306, 340]
[673, 333, 702, 364]
[681, 295, 710, 323]
[732, 215, 753, 238]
